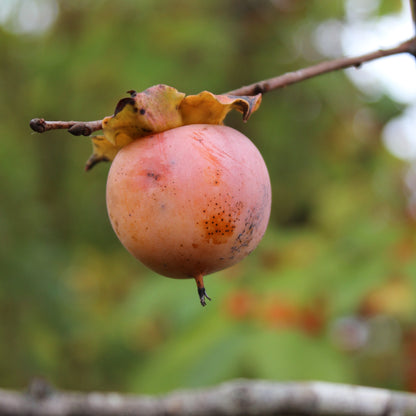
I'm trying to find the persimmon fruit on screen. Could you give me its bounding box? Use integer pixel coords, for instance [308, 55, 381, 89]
[106, 124, 271, 306]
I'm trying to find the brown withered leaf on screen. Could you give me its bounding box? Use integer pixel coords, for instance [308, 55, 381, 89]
[86, 84, 261, 169]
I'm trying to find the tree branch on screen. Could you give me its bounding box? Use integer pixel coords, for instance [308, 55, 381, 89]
[29, 118, 103, 136]
[2, 379, 416, 416]
[226, 37, 416, 96]
[29, 38, 416, 135]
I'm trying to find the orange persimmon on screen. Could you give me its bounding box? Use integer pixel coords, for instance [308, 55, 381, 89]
[106, 124, 271, 305]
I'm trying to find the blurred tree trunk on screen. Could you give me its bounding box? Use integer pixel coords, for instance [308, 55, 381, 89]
[1, 379, 416, 416]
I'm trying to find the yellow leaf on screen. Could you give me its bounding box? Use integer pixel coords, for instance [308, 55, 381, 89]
[86, 84, 261, 169]
[85, 136, 121, 171]
[102, 84, 185, 146]
[180, 91, 262, 124]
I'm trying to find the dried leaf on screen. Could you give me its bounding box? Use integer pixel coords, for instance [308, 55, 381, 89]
[85, 136, 120, 171]
[180, 91, 262, 124]
[102, 84, 185, 146]
[86, 84, 261, 169]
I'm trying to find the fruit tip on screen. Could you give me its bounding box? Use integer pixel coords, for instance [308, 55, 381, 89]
[198, 287, 212, 307]
[194, 273, 212, 307]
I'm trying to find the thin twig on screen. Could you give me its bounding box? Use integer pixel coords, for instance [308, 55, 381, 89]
[227, 37, 416, 96]
[2, 379, 416, 416]
[29, 118, 103, 136]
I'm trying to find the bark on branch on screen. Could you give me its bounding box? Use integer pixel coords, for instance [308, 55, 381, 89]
[2, 379, 416, 416]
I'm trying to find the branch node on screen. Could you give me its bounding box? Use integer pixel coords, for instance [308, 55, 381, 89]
[68, 123, 93, 136]
[29, 118, 46, 133]
[253, 84, 266, 95]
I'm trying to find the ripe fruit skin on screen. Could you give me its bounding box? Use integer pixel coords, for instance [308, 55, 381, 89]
[106, 124, 271, 303]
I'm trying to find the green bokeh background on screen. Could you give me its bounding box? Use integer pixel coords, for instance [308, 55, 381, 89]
[1, 0, 416, 394]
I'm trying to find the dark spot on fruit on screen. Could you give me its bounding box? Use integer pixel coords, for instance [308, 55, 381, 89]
[142, 127, 153, 133]
[139, 108, 146, 115]
[199, 199, 244, 244]
[231, 208, 262, 254]
[147, 172, 161, 181]
[192, 243, 199, 248]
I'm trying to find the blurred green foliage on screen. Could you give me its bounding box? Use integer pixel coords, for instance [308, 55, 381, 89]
[1, 0, 415, 395]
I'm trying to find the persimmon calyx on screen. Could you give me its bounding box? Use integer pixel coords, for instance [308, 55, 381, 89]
[86, 84, 262, 170]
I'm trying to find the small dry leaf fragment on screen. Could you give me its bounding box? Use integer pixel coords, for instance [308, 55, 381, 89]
[87, 84, 262, 169]
[85, 136, 119, 171]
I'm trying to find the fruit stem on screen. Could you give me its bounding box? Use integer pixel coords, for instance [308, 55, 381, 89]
[194, 273, 211, 307]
